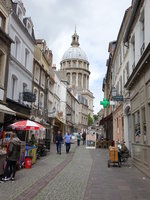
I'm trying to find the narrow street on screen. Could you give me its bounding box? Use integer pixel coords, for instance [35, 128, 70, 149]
[0, 144, 150, 200]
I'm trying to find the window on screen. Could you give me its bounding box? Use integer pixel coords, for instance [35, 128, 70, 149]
[142, 107, 147, 144]
[119, 76, 122, 95]
[72, 73, 76, 86]
[39, 92, 44, 110]
[131, 35, 135, 70]
[33, 88, 38, 107]
[133, 111, 140, 143]
[140, 10, 145, 55]
[27, 22, 31, 34]
[23, 83, 27, 92]
[0, 11, 6, 31]
[0, 50, 5, 87]
[11, 75, 18, 100]
[41, 71, 45, 88]
[17, 7, 22, 21]
[67, 73, 70, 85]
[126, 62, 129, 81]
[34, 64, 40, 83]
[25, 49, 29, 68]
[123, 69, 125, 87]
[15, 36, 20, 60]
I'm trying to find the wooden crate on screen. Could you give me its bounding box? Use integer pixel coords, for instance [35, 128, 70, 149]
[109, 146, 118, 162]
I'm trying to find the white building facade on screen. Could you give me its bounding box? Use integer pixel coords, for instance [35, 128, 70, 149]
[7, 0, 34, 105]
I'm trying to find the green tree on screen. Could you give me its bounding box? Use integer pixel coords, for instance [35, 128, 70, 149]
[93, 114, 98, 121]
[88, 114, 94, 126]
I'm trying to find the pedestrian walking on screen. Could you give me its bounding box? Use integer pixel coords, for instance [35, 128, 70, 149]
[64, 130, 72, 153]
[55, 130, 63, 154]
[77, 132, 81, 146]
[82, 131, 86, 145]
[2, 132, 21, 182]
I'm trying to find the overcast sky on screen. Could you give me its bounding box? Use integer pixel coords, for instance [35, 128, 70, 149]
[23, 0, 131, 114]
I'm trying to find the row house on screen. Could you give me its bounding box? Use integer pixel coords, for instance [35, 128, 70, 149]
[100, 41, 116, 142]
[5, 0, 35, 127]
[31, 39, 54, 148]
[0, 0, 15, 131]
[52, 67, 67, 142]
[102, 0, 150, 177]
[111, 6, 132, 150]
[124, 0, 150, 177]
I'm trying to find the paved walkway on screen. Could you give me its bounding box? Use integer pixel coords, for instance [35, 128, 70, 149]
[0, 144, 150, 200]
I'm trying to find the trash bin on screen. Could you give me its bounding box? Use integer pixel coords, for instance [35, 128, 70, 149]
[25, 156, 32, 169]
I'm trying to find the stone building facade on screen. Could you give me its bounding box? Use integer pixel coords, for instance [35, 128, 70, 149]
[60, 31, 94, 118]
[124, 0, 150, 178]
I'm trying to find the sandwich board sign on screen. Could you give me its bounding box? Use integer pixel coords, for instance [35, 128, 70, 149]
[86, 132, 96, 149]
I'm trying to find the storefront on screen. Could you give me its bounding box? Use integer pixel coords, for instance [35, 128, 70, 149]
[0, 104, 16, 175]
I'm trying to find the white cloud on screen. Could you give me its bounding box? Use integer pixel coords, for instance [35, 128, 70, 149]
[23, 0, 131, 113]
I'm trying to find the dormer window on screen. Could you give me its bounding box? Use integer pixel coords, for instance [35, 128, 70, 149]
[27, 22, 32, 34]
[17, 6, 23, 21]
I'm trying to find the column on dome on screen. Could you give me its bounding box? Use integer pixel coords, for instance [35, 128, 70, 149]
[78, 73, 82, 88]
[70, 72, 72, 86]
[82, 74, 84, 89]
[87, 75, 89, 90]
[83, 74, 86, 89]
[76, 73, 78, 87]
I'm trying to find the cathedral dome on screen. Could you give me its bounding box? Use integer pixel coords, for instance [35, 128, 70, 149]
[62, 46, 88, 61]
[61, 31, 88, 62]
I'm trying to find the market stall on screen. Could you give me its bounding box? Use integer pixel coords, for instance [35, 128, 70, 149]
[9, 120, 45, 167]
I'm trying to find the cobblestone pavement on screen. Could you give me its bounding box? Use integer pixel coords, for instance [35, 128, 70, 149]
[0, 144, 72, 200]
[1, 145, 150, 200]
[33, 146, 92, 200]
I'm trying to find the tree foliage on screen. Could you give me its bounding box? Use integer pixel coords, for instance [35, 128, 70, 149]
[88, 113, 94, 126]
[93, 114, 98, 121]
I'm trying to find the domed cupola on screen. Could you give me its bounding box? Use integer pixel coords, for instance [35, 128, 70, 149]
[61, 31, 88, 62]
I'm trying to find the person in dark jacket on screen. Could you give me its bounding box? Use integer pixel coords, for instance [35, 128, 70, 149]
[2, 132, 21, 182]
[82, 131, 86, 145]
[55, 130, 63, 154]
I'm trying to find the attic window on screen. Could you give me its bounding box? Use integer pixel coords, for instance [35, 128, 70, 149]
[17, 7, 22, 20]
[27, 22, 31, 34]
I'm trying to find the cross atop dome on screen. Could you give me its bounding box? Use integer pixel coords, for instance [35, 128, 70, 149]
[71, 27, 80, 47]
